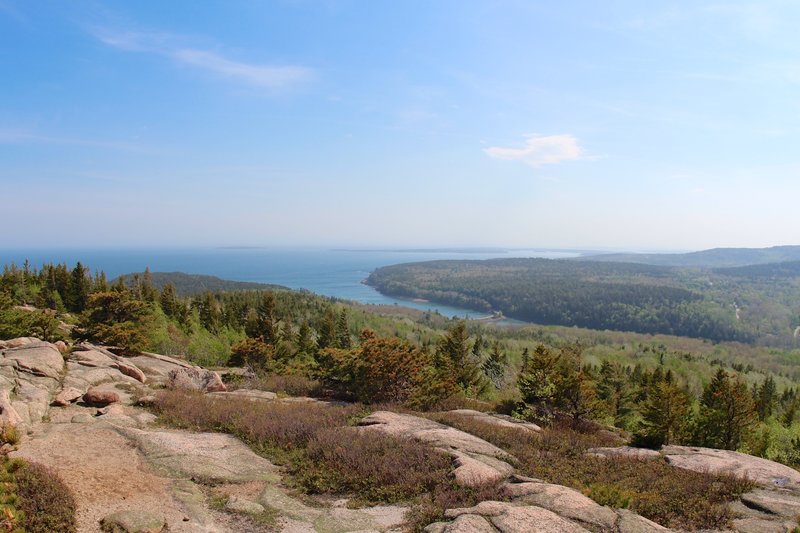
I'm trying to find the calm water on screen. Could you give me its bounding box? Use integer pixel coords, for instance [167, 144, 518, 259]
[0, 248, 578, 319]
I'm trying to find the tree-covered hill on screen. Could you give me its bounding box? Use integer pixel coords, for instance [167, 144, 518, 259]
[575, 245, 800, 268]
[367, 258, 754, 342]
[116, 271, 284, 297]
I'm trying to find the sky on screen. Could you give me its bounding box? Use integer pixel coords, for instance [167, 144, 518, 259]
[2, 0, 800, 251]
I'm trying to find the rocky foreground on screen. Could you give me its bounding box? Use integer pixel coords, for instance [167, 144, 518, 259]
[1, 337, 799, 533]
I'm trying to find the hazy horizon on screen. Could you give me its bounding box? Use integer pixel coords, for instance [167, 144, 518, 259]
[3, 1, 800, 250]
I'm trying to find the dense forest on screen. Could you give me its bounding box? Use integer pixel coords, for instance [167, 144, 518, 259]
[367, 257, 800, 346]
[5, 260, 800, 469]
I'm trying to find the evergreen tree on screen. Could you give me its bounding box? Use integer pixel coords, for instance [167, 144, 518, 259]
[68, 261, 90, 312]
[77, 291, 154, 352]
[94, 270, 109, 293]
[694, 368, 756, 450]
[296, 320, 317, 355]
[255, 292, 278, 344]
[597, 361, 634, 426]
[159, 283, 180, 318]
[482, 341, 507, 389]
[517, 344, 560, 407]
[141, 267, 158, 303]
[637, 379, 691, 446]
[755, 376, 777, 421]
[335, 309, 352, 349]
[435, 321, 489, 395]
[317, 308, 337, 350]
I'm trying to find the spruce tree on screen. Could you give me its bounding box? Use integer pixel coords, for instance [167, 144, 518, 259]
[435, 321, 489, 395]
[637, 379, 691, 446]
[694, 368, 756, 450]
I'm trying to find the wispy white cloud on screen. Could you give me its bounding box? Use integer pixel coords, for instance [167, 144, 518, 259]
[93, 28, 313, 89]
[484, 134, 583, 167]
[172, 49, 311, 88]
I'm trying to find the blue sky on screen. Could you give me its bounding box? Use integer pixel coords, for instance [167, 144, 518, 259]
[2, 1, 799, 250]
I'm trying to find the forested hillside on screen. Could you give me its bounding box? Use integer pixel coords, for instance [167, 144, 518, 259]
[117, 270, 283, 296]
[367, 258, 751, 342]
[576, 245, 800, 268]
[367, 257, 800, 345]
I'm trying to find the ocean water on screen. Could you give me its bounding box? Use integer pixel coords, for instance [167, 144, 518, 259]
[0, 248, 578, 319]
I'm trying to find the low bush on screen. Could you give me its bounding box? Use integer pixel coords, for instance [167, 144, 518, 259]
[431, 412, 754, 530]
[0, 458, 77, 533]
[153, 390, 505, 530]
[240, 373, 323, 398]
[298, 427, 453, 502]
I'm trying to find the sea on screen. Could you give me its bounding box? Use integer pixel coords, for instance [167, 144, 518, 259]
[0, 248, 579, 320]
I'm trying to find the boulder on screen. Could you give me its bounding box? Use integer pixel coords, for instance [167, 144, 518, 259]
[100, 510, 166, 533]
[359, 411, 515, 487]
[3, 341, 64, 379]
[114, 361, 146, 384]
[53, 387, 84, 407]
[662, 446, 800, 488]
[84, 387, 121, 406]
[444, 501, 590, 533]
[54, 340, 68, 353]
[166, 367, 226, 393]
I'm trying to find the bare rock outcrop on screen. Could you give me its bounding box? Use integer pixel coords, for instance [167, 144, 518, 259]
[447, 409, 542, 433]
[426, 501, 591, 533]
[661, 446, 800, 489]
[166, 367, 226, 393]
[3, 341, 64, 379]
[587, 446, 661, 460]
[502, 479, 618, 530]
[359, 411, 515, 487]
[207, 389, 277, 401]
